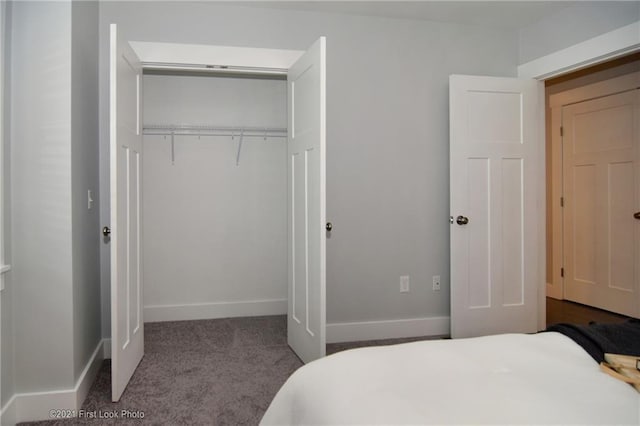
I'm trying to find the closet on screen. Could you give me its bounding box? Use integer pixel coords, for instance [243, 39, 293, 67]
[109, 30, 326, 401]
[141, 72, 289, 322]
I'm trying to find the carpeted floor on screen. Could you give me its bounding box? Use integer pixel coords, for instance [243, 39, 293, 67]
[22, 315, 435, 426]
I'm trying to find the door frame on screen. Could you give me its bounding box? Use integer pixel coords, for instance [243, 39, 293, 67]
[108, 36, 327, 397]
[109, 38, 323, 353]
[518, 21, 639, 80]
[128, 41, 304, 75]
[547, 71, 640, 301]
[517, 26, 639, 330]
[102, 40, 306, 339]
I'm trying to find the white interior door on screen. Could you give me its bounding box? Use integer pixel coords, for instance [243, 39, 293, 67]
[109, 23, 144, 402]
[287, 37, 326, 363]
[562, 89, 639, 317]
[450, 75, 542, 338]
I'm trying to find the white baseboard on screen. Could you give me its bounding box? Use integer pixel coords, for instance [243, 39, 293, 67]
[326, 316, 450, 343]
[0, 339, 105, 424]
[14, 389, 77, 423]
[75, 341, 105, 408]
[143, 299, 287, 323]
[0, 395, 17, 426]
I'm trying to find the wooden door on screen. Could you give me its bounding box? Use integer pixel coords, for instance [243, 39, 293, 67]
[287, 37, 327, 363]
[109, 23, 144, 401]
[450, 75, 542, 338]
[563, 89, 639, 317]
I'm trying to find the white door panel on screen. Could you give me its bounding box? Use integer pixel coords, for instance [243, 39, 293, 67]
[450, 75, 541, 338]
[110, 23, 144, 402]
[287, 37, 326, 363]
[563, 89, 639, 317]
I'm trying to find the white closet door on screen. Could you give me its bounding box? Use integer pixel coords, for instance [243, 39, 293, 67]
[287, 37, 327, 363]
[450, 75, 541, 338]
[109, 23, 144, 402]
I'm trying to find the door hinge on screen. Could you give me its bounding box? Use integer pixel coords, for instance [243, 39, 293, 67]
[560, 126, 564, 137]
[560, 197, 564, 207]
[561, 267, 564, 278]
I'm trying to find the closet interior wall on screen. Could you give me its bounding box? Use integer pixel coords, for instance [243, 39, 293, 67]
[142, 72, 288, 322]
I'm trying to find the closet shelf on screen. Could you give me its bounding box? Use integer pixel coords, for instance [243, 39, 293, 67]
[143, 124, 287, 166]
[143, 124, 287, 138]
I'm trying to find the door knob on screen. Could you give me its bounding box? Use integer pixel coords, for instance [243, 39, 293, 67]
[102, 226, 111, 237]
[326, 222, 333, 232]
[635, 212, 640, 220]
[456, 215, 469, 225]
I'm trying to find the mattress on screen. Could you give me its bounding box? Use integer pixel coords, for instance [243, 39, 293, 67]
[261, 332, 640, 425]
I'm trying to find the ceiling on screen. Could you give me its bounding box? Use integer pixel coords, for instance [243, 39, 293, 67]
[236, 1, 632, 30]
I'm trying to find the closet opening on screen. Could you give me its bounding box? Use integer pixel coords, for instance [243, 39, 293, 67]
[110, 32, 326, 400]
[140, 69, 290, 326]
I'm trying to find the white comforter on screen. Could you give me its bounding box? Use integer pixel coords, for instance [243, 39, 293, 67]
[261, 332, 640, 425]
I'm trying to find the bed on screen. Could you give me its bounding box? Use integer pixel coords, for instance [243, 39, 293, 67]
[261, 323, 640, 425]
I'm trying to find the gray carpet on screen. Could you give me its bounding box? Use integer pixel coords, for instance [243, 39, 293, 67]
[22, 315, 435, 425]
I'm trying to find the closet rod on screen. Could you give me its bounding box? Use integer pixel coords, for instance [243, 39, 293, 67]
[143, 124, 287, 138]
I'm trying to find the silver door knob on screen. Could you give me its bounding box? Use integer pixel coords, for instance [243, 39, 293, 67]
[326, 222, 333, 232]
[634, 212, 640, 220]
[102, 226, 111, 237]
[456, 216, 469, 225]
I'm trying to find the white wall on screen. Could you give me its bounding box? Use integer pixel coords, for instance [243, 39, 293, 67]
[10, 0, 75, 392]
[99, 1, 519, 334]
[71, 0, 101, 382]
[2, 0, 101, 418]
[519, 2, 640, 64]
[142, 74, 287, 320]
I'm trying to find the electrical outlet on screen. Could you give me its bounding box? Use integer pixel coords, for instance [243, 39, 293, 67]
[400, 275, 410, 293]
[432, 275, 441, 291]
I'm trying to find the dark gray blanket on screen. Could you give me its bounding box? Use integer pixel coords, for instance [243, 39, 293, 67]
[546, 319, 640, 363]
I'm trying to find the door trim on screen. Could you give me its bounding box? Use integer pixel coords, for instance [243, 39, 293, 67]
[549, 72, 640, 108]
[518, 21, 639, 80]
[548, 71, 640, 301]
[518, 26, 639, 328]
[129, 41, 304, 75]
[102, 43, 311, 310]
